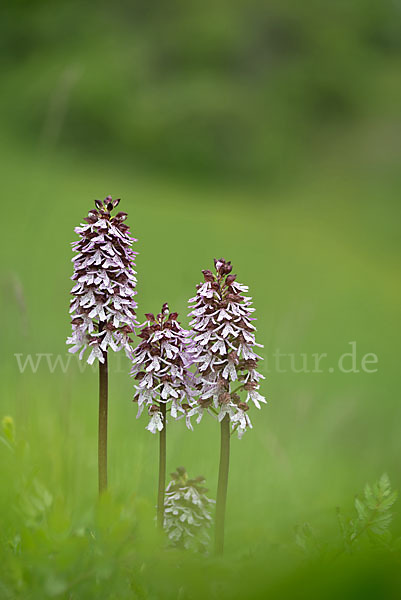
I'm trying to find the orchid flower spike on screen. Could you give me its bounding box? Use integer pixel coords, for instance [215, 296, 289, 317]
[188, 258, 266, 438]
[67, 196, 138, 364]
[164, 466, 214, 552]
[130, 304, 195, 433]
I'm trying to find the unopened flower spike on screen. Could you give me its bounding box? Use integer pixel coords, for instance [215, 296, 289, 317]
[164, 466, 214, 553]
[130, 303, 195, 527]
[66, 196, 138, 494]
[187, 257, 266, 554]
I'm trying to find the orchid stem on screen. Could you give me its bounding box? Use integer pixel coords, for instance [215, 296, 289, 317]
[157, 402, 167, 529]
[215, 413, 230, 554]
[98, 351, 108, 495]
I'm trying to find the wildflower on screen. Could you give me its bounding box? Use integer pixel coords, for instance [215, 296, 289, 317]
[67, 196, 138, 364]
[146, 406, 164, 434]
[130, 304, 194, 433]
[188, 257, 266, 437]
[131, 304, 194, 528]
[66, 196, 138, 494]
[188, 257, 266, 555]
[164, 467, 214, 552]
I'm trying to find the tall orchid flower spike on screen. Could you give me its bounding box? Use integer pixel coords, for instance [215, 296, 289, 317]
[67, 196, 138, 494]
[131, 304, 195, 528]
[187, 258, 266, 554]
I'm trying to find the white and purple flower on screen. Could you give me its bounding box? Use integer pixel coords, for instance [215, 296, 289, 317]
[164, 467, 214, 552]
[131, 304, 195, 432]
[67, 196, 138, 363]
[188, 258, 266, 437]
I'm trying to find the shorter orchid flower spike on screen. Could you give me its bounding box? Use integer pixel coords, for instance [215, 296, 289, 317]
[164, 466, 214, 552]
[130, 304, 195, 432]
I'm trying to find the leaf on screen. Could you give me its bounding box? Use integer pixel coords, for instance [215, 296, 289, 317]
[0, 435, 14, 452]
[377, 490, 398, 512]
[354, 497, 368, 521]
[369, 512, 393, 536]
[335, 473, 398, 557]
[295, 523, 322, 557]
[364, 483, 376, 510]
[1, 416, 15, 445]
[379, 473, 391, 495]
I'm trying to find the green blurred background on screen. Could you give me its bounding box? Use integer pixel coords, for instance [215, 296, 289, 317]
[1, 0, 401, 597]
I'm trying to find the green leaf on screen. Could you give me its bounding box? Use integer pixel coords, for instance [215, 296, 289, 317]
[1, 416, 15, 445]
[354, 497, 368, 521]
[377, 490, 398, 512]
[369, 512, 393, 536]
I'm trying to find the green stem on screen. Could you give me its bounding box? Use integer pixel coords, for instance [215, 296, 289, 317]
[215, 414, 230, 554]
[98, 352, 108, 495]
[157, 403, 167, 529]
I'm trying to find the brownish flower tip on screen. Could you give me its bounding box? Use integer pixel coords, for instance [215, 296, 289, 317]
[149, 404, 160, 413]
[231, 393, 240, 403]
[223, 263, 233, 275]
[225, 274, 237, 286]
[145, 313, 155, 322]
[199, 398, 212, 407]
[244, 382, 257, 391]
[238, 402, 250, 411]
[162, 302, 169, 314]
[202, 269, 215, 282]
[218, 392, 231, 405]
[133, 394, 139, 403]
[114, 211, 128, 221]
[227, 351, 239, 363]
[227, 293, 242, 303]
[217, 376, 229, 389]
[168, 312, 178, 321]
[71, 317, 83, 325]
[182, 403, 191, 411]
[83, 214, 97, 224]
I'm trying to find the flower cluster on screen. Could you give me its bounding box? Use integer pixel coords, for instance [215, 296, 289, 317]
[188, 258, 266, 438]
[164, 466, 214, 552]
[130, 304, 194, 433]
[67, 196, 138, 364]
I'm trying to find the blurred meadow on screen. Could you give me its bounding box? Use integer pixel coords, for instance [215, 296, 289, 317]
[1, 0, 401, 598]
